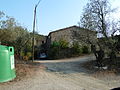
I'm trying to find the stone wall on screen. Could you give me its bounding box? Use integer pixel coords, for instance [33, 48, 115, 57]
[46, 26, 97, 47]
[72, 27, 97, 45]
[35, 35, 46, 47]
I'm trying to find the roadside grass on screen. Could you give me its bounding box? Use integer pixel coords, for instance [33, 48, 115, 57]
[0, 60, 45, 85]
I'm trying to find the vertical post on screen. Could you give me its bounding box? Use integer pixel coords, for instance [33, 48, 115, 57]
[32, 0, 42, 61]
[32, 6, 37, 61]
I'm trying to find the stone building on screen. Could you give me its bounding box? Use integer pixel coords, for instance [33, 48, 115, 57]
[33, 34, 47, 59]
[34, 34, 47, 47]
[46, 26, 97, 47]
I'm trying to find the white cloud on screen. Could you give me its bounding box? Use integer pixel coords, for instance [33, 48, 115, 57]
[110, 0, 120, 20]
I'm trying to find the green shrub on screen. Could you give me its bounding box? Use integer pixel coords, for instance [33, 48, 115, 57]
[48, 46, 60, 59]
[26, 52, 32, 59]
[51, 39, 69, 48]
[59, 39, 69, 49]
[72, 42, 82, 54]
[82, 46, 89, 54]
[48, 39, 69, 59]
[51, 41, 60, 47]
[20, 51, 25, 57]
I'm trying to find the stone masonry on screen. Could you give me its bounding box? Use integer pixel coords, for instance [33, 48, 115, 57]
[46, 26, 97, 47]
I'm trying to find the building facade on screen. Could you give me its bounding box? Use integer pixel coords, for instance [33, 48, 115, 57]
[46, 26, 97, 47]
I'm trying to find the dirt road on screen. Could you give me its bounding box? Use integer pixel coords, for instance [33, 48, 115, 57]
[0, 55, 117, 90]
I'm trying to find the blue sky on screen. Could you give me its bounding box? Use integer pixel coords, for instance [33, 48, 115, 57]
[0, 0, 120, 35]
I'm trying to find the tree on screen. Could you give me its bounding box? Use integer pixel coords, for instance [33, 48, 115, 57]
[80, 0, 112, 36]
[0, 11, 32, 59]
[80, 0, 120, 69]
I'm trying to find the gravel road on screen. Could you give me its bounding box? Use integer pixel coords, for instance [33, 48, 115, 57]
[0, 55, 118, 90]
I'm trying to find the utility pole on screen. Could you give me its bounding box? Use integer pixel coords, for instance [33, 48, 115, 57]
[32, 0, 42, 61]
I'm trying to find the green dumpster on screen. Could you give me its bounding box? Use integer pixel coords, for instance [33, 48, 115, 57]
[0, 45, 16, 83]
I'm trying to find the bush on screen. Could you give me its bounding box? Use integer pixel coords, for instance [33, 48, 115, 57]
[23, 56, 29, 60]
[47, 41, 90, 59]
[26, 52, 32, 59]
[20, 51, 32, 60]
[51, 41, 60, 47]
[82, 46, 89, 54]
[48, 40, 69, 59]
[59, 39, 69, 49]
[48, 46, 60, 59]
[72, 42, 82, 55]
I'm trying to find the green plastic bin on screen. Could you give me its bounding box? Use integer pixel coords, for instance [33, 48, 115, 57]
[0, 45, 16, 83]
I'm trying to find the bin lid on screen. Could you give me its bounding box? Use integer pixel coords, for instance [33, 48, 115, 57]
[0, 45, 8, 50]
